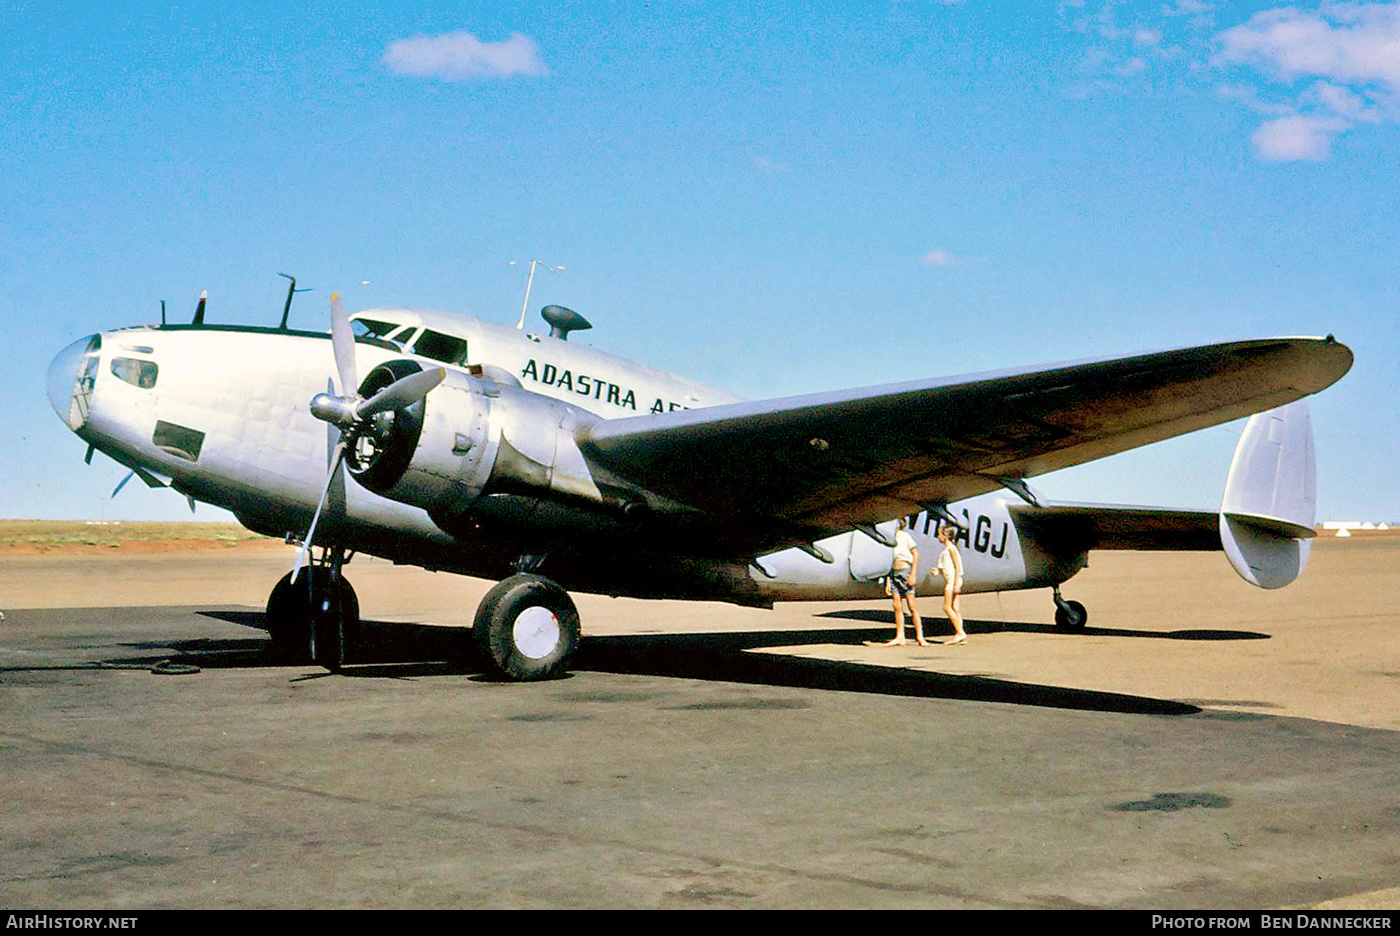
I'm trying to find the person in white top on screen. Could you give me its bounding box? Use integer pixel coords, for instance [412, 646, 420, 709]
[936, 524, 968, 645]
[882, 517, 929, 647]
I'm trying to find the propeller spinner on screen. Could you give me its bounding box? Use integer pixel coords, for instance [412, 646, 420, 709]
[293, 293, 445, 579]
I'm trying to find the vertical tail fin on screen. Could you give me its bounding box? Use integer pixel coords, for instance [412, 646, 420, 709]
[1219, 400, 1316, 588]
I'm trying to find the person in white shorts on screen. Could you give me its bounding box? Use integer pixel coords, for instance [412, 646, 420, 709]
[936, 523, 967, 645]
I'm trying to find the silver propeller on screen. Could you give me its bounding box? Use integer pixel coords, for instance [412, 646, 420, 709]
[292, 292, 445, 581]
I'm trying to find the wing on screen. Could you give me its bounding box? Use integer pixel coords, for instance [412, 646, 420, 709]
[578, 337, 1352, 551]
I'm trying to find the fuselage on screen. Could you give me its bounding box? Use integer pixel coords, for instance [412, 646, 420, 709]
[47, 308, 1086, 605]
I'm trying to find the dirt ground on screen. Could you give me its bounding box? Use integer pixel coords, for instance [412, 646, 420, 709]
[5, 524, 1399, 731]
[5, 526, 1400, 909]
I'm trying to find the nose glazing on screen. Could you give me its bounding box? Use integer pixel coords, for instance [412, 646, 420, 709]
[47, 334, 101, 431]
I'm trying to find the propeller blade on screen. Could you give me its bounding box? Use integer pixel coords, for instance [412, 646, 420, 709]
[329, 292, 357, 398]
[292, 440, 347, 584]
[111, 470, 136, 498]
[356, 366, 445, 419]
[325, 379, 341, 464]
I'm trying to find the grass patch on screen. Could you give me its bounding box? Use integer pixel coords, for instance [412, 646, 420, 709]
[0, 520, 269, 549]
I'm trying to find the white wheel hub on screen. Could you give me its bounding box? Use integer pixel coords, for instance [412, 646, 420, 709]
[513, 605, 561, 659]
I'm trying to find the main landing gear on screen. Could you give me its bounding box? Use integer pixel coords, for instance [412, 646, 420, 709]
[1052, 585, 1088, 631]
[472, 573, 581, 681]
[263, 556, 580, 681]
[265, 548, 359, 670]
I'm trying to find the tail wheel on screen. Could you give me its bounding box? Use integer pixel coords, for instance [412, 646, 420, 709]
[1054, 599, 1088, 631]
[473, 574, 580, 681]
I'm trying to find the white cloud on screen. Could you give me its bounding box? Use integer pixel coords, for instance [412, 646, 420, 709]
[1212, 3, 1400, 161]
[1162, 0, 1215, 21]
[382, 29, 547, 81]
[1069, 0, 1204, 90]
[1214, 4, 1400, 87]
[1216, 82, 1295, 116]
[1252, 113, 1348, 160]
[1115, 55, 1150, 76]
[920, 249, 966, 267]
[1062, 2, 1399, 161]
[1302, 79, 1385, 121]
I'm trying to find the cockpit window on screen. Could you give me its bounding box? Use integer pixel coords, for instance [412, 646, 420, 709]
[412, 329, 468, 366]
[350, 318, 411, 351]
[110, 357, 158, 389]
[351, 318, 398, 340]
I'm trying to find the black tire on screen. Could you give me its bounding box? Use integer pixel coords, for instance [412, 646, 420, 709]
[266, 571, 310, 661]
[1054, 599, 1088, 631]
[472, 574, 580, 681]
[265, 569, 360, 668]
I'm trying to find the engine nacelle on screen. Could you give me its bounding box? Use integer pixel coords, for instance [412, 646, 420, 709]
[348, 361, 607, 521]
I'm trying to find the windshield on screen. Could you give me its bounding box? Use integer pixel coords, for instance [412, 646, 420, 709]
[413, 329, 468, 365]
[351, 318, 399, 340]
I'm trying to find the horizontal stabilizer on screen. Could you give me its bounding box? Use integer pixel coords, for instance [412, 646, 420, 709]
[1219, 400, 1316, 589]
[1007, 502, 1220, 551]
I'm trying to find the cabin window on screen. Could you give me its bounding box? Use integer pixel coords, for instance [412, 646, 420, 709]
[413, 329, 468, 366]
[110, 357, 158, 389]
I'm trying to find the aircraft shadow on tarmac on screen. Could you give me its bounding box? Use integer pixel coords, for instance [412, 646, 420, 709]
[819, 608, 1271, 642]
[143, 610, 1203, 717]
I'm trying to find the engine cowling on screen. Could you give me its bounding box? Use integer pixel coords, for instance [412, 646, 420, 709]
[347, 361, 609, 521]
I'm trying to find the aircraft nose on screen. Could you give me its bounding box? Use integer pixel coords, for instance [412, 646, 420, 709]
[46, 334, 101, 430]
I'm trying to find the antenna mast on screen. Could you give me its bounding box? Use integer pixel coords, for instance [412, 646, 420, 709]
[278, 272, 311, 329]
[515, 260, 540, 330]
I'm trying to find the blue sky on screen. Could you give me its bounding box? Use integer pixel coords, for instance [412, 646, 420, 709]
[4, 1, 1396, 522]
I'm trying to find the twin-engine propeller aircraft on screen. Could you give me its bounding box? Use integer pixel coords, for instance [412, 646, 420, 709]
[46, 285, 1352, 679]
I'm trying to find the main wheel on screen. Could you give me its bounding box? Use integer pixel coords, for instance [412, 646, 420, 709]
[265, 569, 360, 668]
[472, 574, 580, 681]
[1054, 599, 1088, 631]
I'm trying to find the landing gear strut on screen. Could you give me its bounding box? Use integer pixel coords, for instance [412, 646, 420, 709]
[1052, 586, 1088, 631]
[265, 549, 360, 669]
[472, 573, 580, 680]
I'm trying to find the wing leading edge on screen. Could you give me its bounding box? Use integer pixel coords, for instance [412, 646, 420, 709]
[578, 337, 1351, 552]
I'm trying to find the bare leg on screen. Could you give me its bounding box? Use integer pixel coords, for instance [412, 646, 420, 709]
[884, 594, 906, 645]
[944, 587, 967, 643]
[908, 595, 929, 646]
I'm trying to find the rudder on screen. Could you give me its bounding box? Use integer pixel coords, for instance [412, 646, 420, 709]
[1219, 400, 1316, 588]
